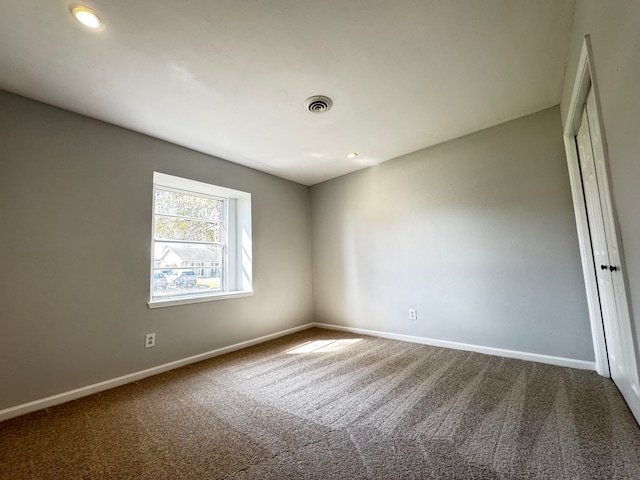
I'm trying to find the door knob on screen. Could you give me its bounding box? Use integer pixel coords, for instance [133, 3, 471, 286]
[601, 265, 608, 270]
[609, 265, 619, 272]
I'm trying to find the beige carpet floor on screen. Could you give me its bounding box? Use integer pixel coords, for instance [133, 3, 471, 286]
[1, 327, 640, 479]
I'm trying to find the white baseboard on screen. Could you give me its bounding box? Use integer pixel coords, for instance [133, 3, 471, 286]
[0, 323, 314, 422]
[1, 322, 597, 422]
[311, 323, 597, 371]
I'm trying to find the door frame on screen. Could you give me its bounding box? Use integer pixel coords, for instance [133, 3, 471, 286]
[563, 35, 611, 378]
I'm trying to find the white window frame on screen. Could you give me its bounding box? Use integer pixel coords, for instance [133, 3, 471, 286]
[148, 172, 253, 308]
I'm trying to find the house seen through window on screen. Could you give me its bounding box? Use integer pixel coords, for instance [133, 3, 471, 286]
[150, 172, 252, 307]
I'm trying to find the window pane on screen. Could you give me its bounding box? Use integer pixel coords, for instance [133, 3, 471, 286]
[154, 216, 221, 243]
[155, 188, 223, 221]
[152, 243, 223, 298]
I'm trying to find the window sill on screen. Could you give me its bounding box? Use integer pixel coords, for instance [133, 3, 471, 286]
[148, 290, 253, 309]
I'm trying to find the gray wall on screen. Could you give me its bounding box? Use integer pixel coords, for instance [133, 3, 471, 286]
[560, 0, 640, 359]
[311, 107, 593, 361]
[0, 91, 313, 410]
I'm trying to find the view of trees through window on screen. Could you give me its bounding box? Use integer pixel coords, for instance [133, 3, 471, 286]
[152, 187, 226, 298]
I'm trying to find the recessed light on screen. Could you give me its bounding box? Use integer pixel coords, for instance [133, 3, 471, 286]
[70, 5, 104, 31]
[346, 152, 358, 159]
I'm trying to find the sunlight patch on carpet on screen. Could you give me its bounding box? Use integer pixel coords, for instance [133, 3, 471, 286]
[285, 339, 362, 354]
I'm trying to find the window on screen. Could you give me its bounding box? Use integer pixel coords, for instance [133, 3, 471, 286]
[149, 172, 252, 308]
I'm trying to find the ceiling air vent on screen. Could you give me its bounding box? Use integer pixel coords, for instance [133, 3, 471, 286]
[304, 95, 333, 114]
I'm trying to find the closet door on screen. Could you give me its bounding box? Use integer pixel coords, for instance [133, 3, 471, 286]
[576, 88, 640, 407]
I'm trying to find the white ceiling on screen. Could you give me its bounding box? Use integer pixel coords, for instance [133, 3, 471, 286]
[0, 1, 576, 185]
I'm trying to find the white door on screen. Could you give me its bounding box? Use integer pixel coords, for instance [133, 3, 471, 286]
[576, 88, 640, 409]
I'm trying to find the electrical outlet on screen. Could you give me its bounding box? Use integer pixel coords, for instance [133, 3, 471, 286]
[145, 333, 156, 348]
[409, 309, 417, 321]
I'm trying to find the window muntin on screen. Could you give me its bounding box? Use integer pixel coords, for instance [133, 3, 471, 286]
[149, 173, 252, 307]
